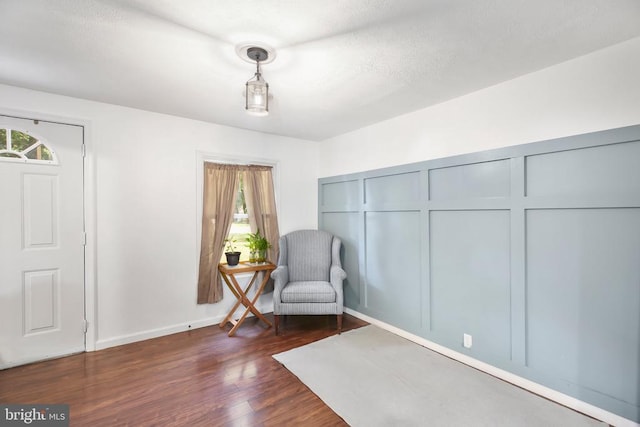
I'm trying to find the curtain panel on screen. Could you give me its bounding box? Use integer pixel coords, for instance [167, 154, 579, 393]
[244, 166, 281, 292]
[197, 163, 240, 303]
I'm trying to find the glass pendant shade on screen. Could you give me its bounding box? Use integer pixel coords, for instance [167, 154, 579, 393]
[241, 46, 271, 117]
[246, 75, 269, 116]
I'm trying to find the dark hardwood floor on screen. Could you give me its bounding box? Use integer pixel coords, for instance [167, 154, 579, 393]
[0, 314, 367, 426]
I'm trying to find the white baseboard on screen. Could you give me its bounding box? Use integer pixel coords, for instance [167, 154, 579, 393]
[95, 303, 274, 351]
[345, 308, 639, 427]
[95, 316, 224, 350]
[0, 346, 85, 370]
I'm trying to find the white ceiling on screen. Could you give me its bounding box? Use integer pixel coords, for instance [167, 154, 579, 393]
[1, 1, 639, 141]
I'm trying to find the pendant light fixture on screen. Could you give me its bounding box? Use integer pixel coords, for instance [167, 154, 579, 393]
[245, 47, 269, 116]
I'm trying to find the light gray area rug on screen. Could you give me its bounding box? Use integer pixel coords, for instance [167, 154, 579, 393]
[273, 325, 605, 427]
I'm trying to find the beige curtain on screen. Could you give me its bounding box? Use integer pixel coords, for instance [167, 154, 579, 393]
[197, 163, 240, 304]
[244, 166, 280, 292]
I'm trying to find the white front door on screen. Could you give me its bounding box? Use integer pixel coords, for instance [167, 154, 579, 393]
[0, 115, 85, 369]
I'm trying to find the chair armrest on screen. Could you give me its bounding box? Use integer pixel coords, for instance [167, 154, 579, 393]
[330, 265, 346, 312]
[330, 265, 346, 285]
[271, 265, 289, 303]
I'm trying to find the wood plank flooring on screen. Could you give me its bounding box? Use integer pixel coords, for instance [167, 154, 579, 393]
[0, 314, 368, 426]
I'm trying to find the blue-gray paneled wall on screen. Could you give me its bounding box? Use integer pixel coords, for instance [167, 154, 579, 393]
[318, 125, 640, 423]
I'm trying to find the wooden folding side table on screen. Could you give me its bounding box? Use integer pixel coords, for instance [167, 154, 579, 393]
[218, 262, 276, 336]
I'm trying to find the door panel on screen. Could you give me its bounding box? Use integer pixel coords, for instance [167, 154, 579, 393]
[23, 173, 58, 248]
[24, 269, 59, 334]
[0, 115, 84, 368]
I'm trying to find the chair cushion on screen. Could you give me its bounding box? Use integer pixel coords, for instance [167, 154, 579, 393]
[281, 281, 336, 303]
[286, 230, 333, 282]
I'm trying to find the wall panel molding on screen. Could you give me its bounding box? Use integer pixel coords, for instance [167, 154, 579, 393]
[319, 124, 640, 424]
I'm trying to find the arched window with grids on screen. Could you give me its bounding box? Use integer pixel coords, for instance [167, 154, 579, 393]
[0, 127, 58, 164]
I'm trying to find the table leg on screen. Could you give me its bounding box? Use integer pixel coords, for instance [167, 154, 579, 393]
[227, 271, 273, 336]
[219, 271, 258, 329]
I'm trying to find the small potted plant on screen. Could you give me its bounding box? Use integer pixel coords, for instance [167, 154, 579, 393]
[245, 229, 271, 263]
[224, 237, 241, 266]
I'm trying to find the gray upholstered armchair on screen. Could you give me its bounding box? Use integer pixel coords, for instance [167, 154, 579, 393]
[272, 230, 346, 335]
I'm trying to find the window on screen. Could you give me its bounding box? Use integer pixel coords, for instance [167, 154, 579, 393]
[224, 175, 252, 261]
[0, 128, 58, 164]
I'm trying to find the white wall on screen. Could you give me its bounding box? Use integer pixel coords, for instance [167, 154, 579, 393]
[319, 37, 640, 177]
[0, 84, 319, 349]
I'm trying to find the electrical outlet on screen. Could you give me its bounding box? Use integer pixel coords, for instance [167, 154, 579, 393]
[463, 333, 472, 348]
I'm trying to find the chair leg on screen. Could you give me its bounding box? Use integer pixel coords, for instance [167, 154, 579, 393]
[274, 314, 280, 336]
[337, 314, 343, 334]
